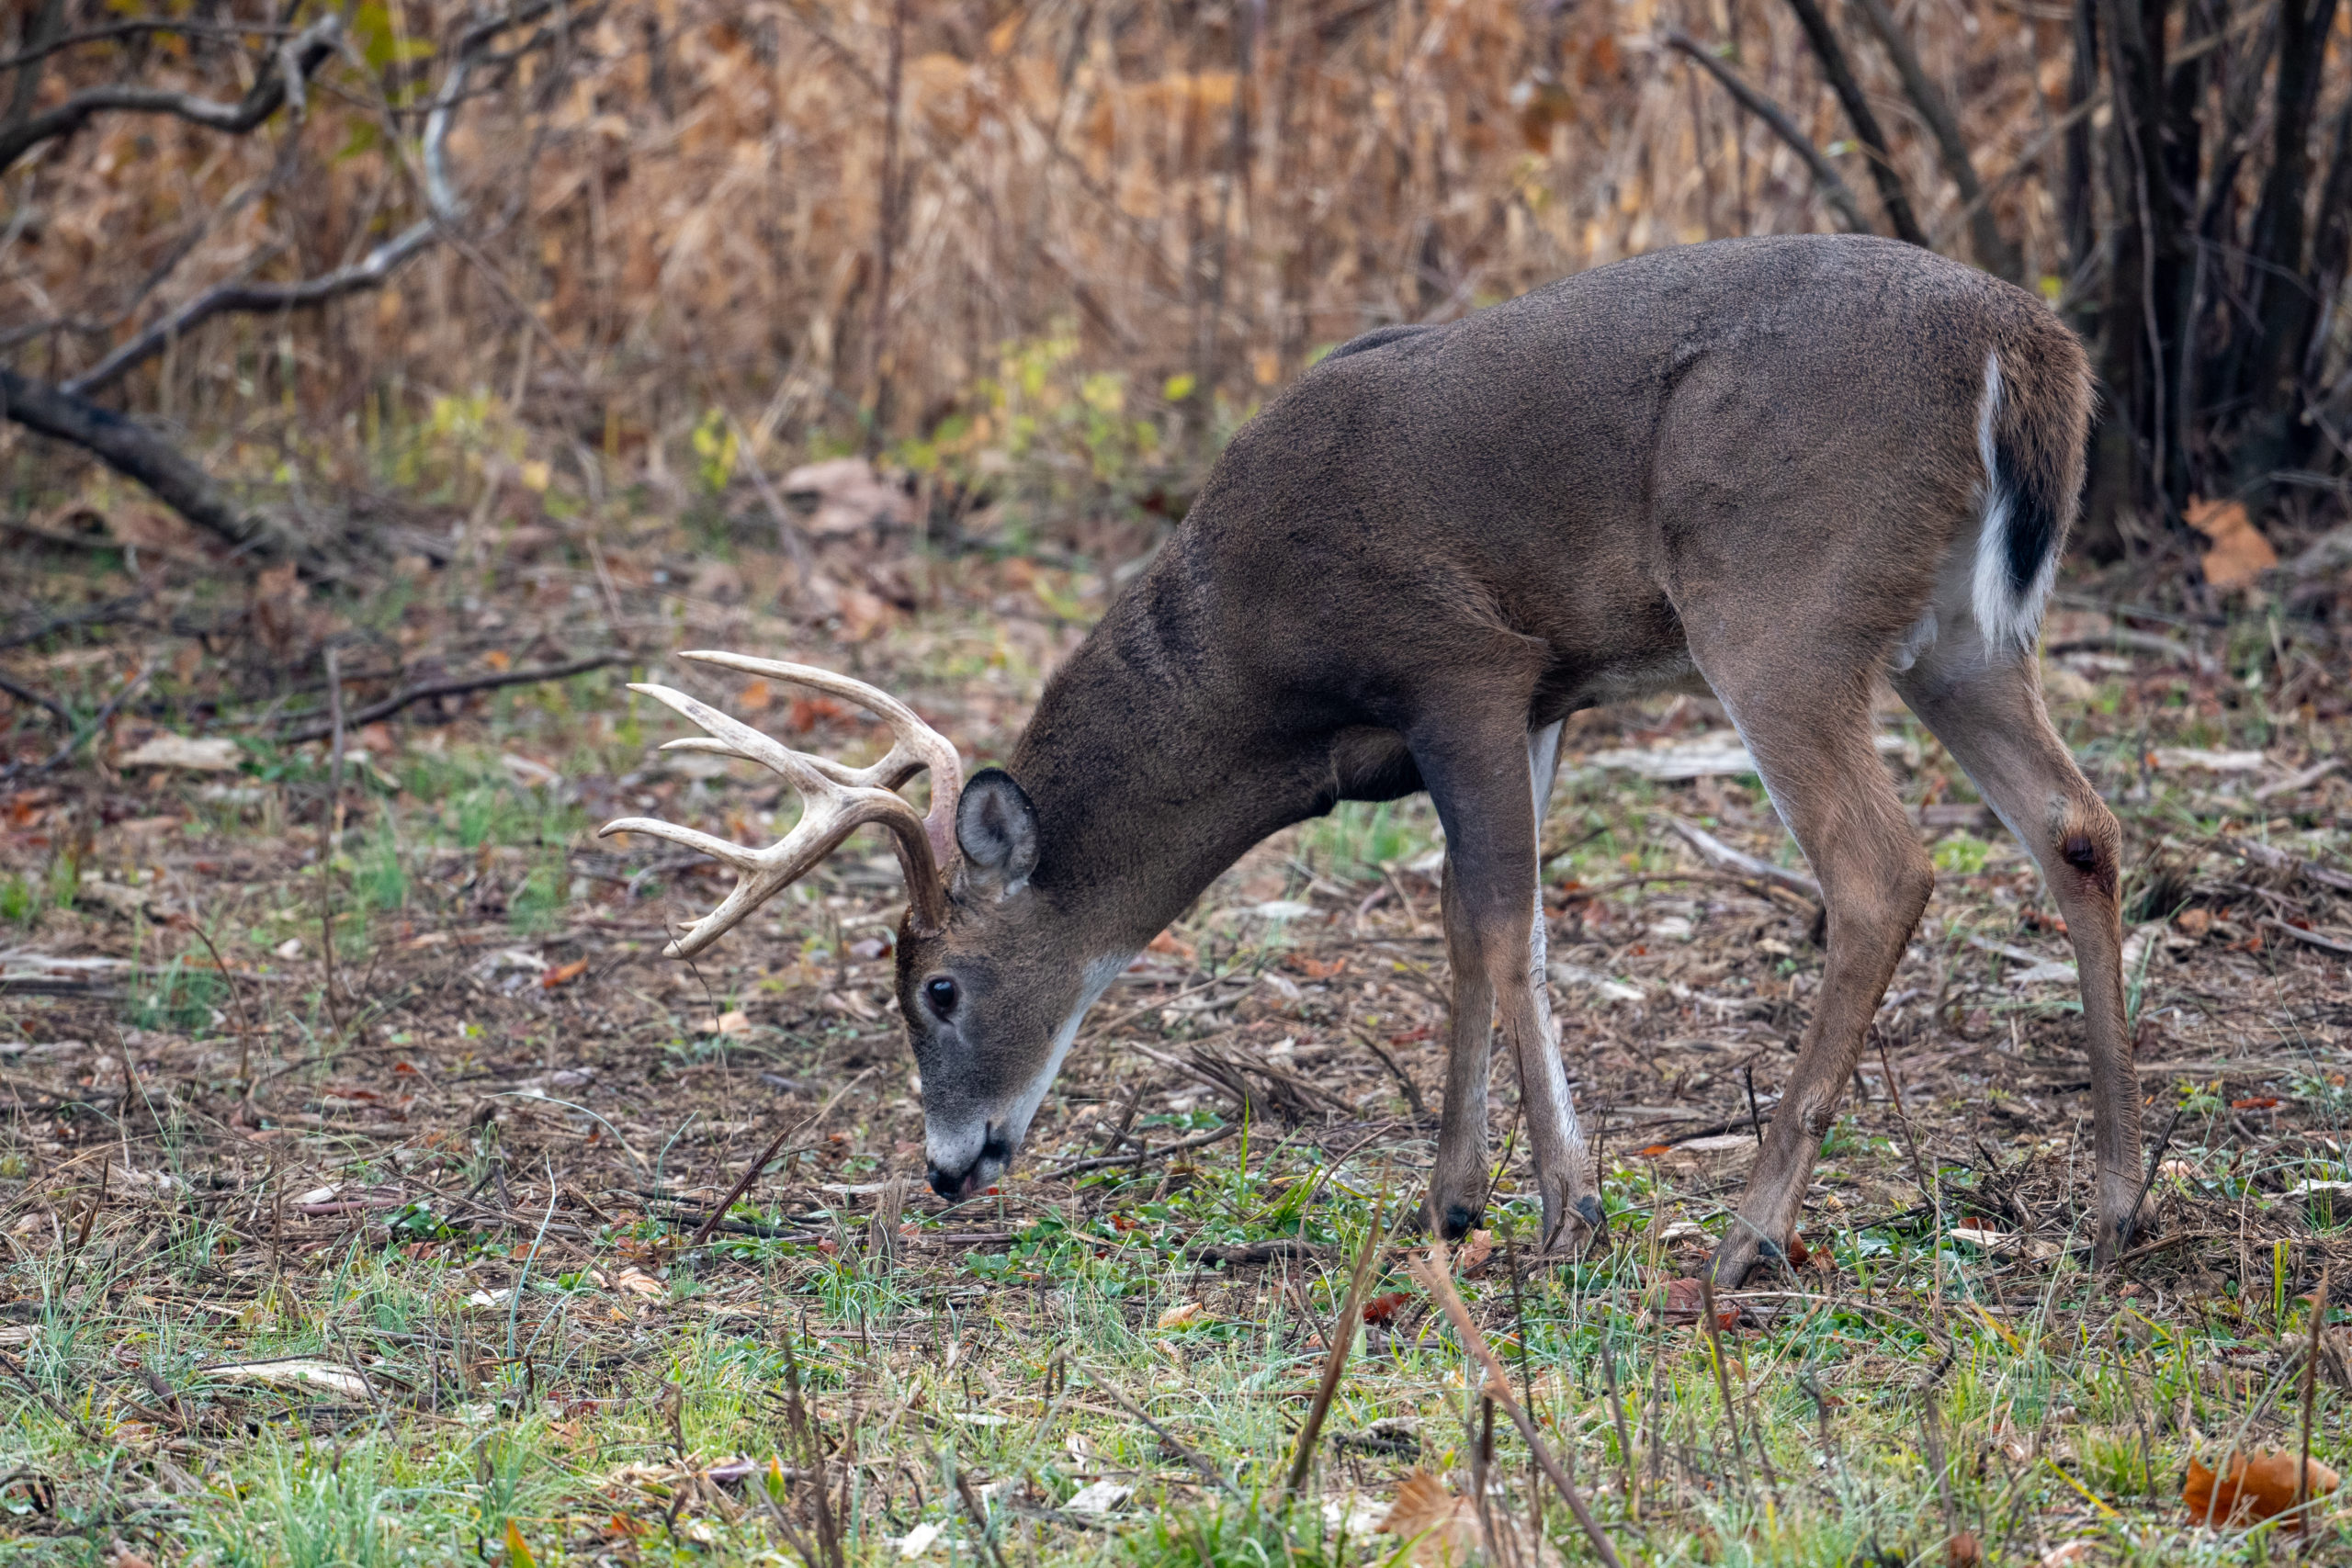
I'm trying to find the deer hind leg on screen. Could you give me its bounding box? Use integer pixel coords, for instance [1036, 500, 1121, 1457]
[1895, 650, 2148, 1264]
[1424, 718, 1602, 1248]
[1697, 667, 1933, 1288]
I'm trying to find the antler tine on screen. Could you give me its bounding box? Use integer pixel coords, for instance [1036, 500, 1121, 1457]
[677, 651, 963, 862]
[598, 660, 960, 956]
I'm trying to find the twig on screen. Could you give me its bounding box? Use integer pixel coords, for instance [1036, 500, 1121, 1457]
[1042, 1121, 1239, 1177]
[1, 662, 149, 782]
[0, 671, 72, 728]
[952, 1468, 1010, 1568]
[1281, 1167, 1394, 1504]
[1697, 1274, 1755, 1495]
[2264, 919, 2352, 958]
[1665, 815, 1824, 902]
[2299, 1264, 2330, 1530]
[1663, 32, 1871, 235]
[692, 1066, 876, 1245]
[273, 653, 619, 741]
[1408, 1237, 1626, 1568]
[1087, 1376, 1240, 1499]
[1358, 1033, 1430, 1116]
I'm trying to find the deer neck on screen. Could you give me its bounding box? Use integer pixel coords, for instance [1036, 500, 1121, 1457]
[1007, 591, 1312, 955]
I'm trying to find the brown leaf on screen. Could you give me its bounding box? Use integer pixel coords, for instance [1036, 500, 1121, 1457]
[1453, 1229, 1494, 1273]
[1361, 1291, 1412, 1325]
[1944, 1529, 1983, 1567]
[1658, 1276, 1741, 1330]
[540, 959, 590, 988]
[2184, 1449, 2339, 1528]
[2185, 497, 2278, 590]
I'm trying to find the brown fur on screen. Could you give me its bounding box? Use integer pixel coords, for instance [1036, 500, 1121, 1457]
[710, 236, 2137, 1279]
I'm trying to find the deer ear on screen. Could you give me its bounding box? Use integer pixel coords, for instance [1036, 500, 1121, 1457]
[956, 768, 1039, 896]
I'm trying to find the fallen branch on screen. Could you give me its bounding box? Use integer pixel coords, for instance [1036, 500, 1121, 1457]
[0, 672, 72, 728]
[0, 369, 269, 554]
[1665, 815, 1825, 902]
[0, 663, 148, 783]
[273, 653, 620, 741]
[2223, 836, 2352, 896]
[2263, 919, 2352, 959]
[1663, 32, 1871, 236]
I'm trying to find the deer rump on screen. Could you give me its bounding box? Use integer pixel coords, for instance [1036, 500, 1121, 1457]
[615, 234, 2138, 1285]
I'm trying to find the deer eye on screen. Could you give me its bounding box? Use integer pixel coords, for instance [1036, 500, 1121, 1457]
[924, 976, 959, 1019]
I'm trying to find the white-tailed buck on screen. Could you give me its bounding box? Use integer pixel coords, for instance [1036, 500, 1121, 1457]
[605, 235, 2146, 1284]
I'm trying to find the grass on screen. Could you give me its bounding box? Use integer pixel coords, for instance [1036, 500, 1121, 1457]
[4, 533, 2350, 1563]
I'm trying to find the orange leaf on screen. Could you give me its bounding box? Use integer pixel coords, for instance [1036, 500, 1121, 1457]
[2184, 497, 2278, 591]
[1361, 1292, 1412, 1325]
[540, 959, 589, 988]
[2231, 1097, 2280, 1111]
[1636, 1144, 1675, 1158]
[2184, 1450, 2339, 1528]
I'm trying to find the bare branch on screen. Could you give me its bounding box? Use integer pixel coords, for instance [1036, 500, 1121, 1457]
[0, 17, 302, 74]
[1777, 0, 1930, 248]
[1664, 32, 1874, 236]
[0, 367, 268, 552]
[66, 219, 436, 397]
[0, 15, 340, 178]
[1849, 0, 2023, 280]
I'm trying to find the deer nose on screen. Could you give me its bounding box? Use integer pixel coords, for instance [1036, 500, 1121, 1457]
[925, 1125, 1012, 1200]
[926, 1161, 985, 1200]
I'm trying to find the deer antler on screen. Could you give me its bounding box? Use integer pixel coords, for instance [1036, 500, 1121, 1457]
[597, 652, 962, 955]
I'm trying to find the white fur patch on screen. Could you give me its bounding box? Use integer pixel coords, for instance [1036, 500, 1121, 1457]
[998, 953, 1129, 1149]
[1970, 352, 2057, 656]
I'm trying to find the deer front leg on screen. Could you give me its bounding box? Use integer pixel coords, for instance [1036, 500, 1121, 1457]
[1430, 858, 1496, 1239]
[1423, 719, 1604, 1250]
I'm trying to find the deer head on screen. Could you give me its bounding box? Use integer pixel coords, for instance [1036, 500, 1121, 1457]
[600, 651, 1107, 1200]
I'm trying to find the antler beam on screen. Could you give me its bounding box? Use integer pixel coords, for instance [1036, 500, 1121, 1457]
[598, 653, 962, 956]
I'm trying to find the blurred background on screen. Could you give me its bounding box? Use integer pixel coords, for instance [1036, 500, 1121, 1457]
[5, 0, 2347, 592]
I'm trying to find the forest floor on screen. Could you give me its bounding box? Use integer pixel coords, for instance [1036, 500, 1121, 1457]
[3, 509, 2351, 1567]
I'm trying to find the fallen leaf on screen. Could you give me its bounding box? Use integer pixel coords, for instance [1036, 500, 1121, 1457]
[1147, 929, 1197, 961]
[898, 1521, 944, 1558]
[1378, 1470, 1557, 1568]
[1156, 1300, 1212, 1329]
[691, 1010, 752, 1035]
[505, 1520, 538, 1568]
[1658, 1276, 1740, 1330]
[1294, 955, 1349, 981]
[540, 959, 589, 988]
[2230, 1096, 2280, 1111]
[198, 1358, 373, 1399]
[1361, 1292, 1412, 1325]
[2185, 496, 2278, 590]
[1944, 1529, 1983, 1567]
[1636, 1143, 1676, 1158]
[2176, 907, 2214, 937]
[737, 678, 773, 713]
[614, 1266, 665, 1299]
[1453, 1229, 1494, 1273]
[117, 734, 242, 772]
[2038, 1545, 2096, 1567]
[2184, 1449, 2338, 1528]
[1062, 1480, 1133, 1519]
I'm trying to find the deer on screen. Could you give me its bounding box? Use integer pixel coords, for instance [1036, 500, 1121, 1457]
[603, 234, 2148, 1286]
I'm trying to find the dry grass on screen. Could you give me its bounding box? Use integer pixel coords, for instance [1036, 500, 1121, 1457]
[7, 0, 2259, 513]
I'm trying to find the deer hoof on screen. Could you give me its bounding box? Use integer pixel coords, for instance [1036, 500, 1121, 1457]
[1706, 1231, 1763, 1289]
